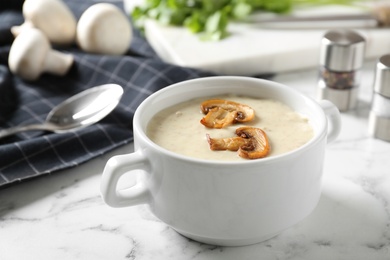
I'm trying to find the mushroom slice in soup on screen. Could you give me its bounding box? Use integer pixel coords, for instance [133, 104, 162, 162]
[206, 127, 270, 159]
[200, 99, 255, 128]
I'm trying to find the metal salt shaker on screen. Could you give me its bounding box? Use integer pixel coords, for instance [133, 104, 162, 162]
[368, 54, 390, 141]
[317, 30, 366, 112]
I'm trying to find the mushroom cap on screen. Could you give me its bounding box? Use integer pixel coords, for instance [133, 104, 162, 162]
[373, 4, 390, 26]
[206, 127, 270, 159]
[200, 99, 255, 128]
[236, 127, 270, 159]
[8, 28, 50, 81]
[77, 3, 132, 55]
[22, 0, 77, 45]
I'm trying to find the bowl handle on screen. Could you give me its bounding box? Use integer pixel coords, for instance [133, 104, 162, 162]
[100, 151, 150, 208]
[319, 99, 342, 143]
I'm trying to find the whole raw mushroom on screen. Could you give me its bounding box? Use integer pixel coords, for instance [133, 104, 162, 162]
[8, 28, 74, 81]
[77, 3, 132, 55]
[11, 0, 77, 45]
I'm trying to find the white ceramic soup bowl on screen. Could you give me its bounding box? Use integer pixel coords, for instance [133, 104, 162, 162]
[100, 76, 341, 246]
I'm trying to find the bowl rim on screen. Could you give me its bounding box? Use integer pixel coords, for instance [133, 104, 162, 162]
[133, 76, 328, 165]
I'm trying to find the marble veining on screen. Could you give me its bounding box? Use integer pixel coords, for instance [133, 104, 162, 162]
[1, 62, 390, 259]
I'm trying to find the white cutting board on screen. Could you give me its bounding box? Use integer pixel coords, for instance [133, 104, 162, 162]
[125, 2, 390, 75]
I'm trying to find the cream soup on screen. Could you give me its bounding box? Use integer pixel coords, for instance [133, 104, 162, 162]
[146, 95, 314, 161]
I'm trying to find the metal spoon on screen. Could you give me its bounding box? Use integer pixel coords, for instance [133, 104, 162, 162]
[0, 84, 123, 139]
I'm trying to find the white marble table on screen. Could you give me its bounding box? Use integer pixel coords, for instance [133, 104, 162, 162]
[1, 62, 390, 260]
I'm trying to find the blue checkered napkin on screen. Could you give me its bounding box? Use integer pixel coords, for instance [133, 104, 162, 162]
[0, 0, 214, 188]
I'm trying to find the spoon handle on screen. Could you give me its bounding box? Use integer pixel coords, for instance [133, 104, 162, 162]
[0, 124, 53, 139]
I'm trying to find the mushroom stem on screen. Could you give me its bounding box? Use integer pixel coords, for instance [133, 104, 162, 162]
[206, 134, 249, 151]
[44, 51, 74, 76]
[10, 21, 34, 36]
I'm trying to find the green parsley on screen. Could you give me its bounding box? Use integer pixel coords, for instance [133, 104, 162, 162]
[131, 0, 361, 41]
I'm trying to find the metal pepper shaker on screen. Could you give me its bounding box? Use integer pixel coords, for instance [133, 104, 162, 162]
[368, 54, 390, 141]
[317, 30, 366, 112]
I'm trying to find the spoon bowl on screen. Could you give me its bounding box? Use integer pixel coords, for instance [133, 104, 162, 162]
[0, 84, 123, 139]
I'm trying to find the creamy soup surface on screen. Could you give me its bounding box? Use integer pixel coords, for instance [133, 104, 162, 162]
[147, 95, 314, 161]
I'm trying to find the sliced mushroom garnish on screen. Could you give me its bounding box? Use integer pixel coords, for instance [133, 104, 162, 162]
[200, 99, 255, 128]
[206, 126, 270, 159]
